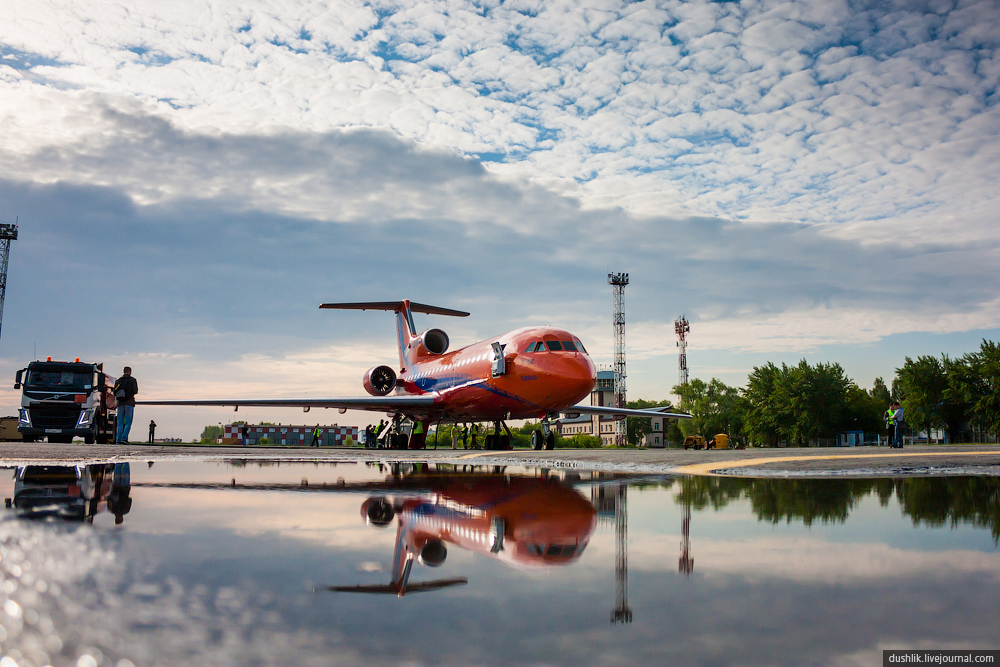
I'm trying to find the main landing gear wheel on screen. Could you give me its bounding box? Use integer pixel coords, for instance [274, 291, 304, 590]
[544, 433, 555, 450]
[484, 434, 495, 450]
[531, 430, 543, 451]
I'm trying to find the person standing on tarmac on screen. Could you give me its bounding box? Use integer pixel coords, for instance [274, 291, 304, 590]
[892, 402, 905, 448]
[148, 420, 156, 443]
[311, 425, 321, 447]
[885, 403, 896, 448]
[113, 366, 138, 445]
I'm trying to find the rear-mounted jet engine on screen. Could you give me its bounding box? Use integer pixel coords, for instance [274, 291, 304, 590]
[411, 328, 449, 356]
[363, 366, 397, 396]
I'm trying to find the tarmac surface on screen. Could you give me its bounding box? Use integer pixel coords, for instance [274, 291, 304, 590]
[2, 441, 1000, 477]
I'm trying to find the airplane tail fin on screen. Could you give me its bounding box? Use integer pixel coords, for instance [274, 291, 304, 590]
[320, 300, 470, 369]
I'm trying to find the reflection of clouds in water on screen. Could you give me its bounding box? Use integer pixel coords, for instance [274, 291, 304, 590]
[0, 517, 119, 667]
[0, 516, 364, 667]
[629, 534, 1000, 585]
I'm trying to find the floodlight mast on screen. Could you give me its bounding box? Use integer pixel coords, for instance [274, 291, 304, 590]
[0, 223, 18, 344]
[608, 272, 629, 447]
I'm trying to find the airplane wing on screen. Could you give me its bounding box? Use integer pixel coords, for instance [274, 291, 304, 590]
[136, 395, 437, 412]
[560, 405, 692, 419]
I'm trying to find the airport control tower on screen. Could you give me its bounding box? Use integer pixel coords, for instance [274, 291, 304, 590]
[0, 222, 18, 344]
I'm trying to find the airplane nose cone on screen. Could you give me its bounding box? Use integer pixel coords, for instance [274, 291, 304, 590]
[570, 355, 597, 400]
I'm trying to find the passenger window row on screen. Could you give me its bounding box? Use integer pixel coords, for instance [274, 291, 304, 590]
[524, 340, 586, 353]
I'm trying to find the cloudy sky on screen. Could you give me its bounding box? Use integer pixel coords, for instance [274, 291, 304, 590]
[1, 0, 999, 438]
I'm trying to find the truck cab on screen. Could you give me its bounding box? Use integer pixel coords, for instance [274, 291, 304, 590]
[15, 359, 117, 444]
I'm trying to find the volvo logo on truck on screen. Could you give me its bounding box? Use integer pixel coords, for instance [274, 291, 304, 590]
[14, 358, 117, 444]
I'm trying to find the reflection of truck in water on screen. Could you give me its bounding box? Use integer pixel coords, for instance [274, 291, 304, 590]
[15, 358, 117, 444]
[4, 463, 132, 523]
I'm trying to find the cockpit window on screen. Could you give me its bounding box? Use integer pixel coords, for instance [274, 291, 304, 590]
[561, 341, 577, 352]
[545, 341, 563, 351]
[574, 339, 587, 354]
[544, 544, 577, 556]
[525, 342, 536, 352]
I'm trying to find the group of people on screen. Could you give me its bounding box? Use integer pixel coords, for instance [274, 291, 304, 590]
[453, 423, 479, 450]
[363, 419, 431, 449]
[364, 421, 386, 448]
[885, 401, 905, 448]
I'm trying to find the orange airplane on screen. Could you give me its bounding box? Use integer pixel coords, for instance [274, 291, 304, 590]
[141, 299, 690, 449]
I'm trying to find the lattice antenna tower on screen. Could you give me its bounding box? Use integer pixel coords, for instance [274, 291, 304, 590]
[608, 272, 629, 447]
[610, 483, 632, 624]
[674, 315, 690, 387]
[0, 222, 18, 344]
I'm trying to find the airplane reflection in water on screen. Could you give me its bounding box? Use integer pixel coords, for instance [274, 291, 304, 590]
[3, 463, 132, 524]
[333, 470, 600, 596]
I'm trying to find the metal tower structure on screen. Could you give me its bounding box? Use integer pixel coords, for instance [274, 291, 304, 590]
[0, 222, 18, 343]
[610, 483, 632, 624]
[679, 495, 694, 576]
[674, 315, 690, 387]
[608, 272, 629, 446]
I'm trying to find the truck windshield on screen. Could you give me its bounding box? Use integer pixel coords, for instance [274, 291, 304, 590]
[25, 369, 92, 391]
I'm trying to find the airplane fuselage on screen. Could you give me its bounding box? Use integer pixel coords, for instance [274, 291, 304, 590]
[396, 326, 597, 422]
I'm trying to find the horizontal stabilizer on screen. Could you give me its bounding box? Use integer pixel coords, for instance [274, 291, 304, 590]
[318, 578, 468, 594]
[319, 301, 470, 317]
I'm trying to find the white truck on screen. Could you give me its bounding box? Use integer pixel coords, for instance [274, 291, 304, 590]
[15, 358, 117, 444]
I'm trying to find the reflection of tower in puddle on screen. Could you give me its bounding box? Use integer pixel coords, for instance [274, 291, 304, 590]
[592, 482, 631, 624]
[679, 495, 694, 576]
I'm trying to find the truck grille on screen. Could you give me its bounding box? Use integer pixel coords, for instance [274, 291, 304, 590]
[29, 405, 81, 430]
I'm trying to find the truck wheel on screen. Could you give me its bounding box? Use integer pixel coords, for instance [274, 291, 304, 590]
[22, 435, 36, 443]
[85, 435, 95, 445]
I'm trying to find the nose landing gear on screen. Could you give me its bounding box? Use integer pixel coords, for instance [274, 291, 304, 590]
[531, 419, 556, 450]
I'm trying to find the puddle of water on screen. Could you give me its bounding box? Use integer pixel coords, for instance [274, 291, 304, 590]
[0, 461, 996, 667]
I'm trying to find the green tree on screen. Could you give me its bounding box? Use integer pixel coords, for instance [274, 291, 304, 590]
[672, 378, 742, 439]
[743, 362, 795, 446]
[870, 377, 892, 409]
[743, 361, 854, 446]
[200, 425, 223, 443]
[895, 355, 948, 442]
[966, 340, 1000, 439]
[846, 383, 882, 435]
[940, 355, 973, 442]
[786, 360, 852, 443]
